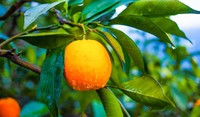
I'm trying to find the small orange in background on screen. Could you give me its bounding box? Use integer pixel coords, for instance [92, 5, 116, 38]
[64, 39, 112, 91]
[0, 97, 20, 117]
[194, 99, 200, 107]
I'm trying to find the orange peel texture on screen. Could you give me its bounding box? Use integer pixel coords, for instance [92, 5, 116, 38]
[64, 39, 112, 91]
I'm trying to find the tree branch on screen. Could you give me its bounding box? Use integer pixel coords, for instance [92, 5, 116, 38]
[0, 49, 41, 74]
[0, 0, 31, 20]
[51, 8, 77, 26]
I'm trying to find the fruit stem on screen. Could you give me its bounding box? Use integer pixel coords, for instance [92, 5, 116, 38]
[80, 23, 86, 40]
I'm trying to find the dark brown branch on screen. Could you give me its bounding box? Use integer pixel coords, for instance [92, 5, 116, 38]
[0, 0, 31, 20]
[6, 14, 19, 36]
[0, 49, 41, 74]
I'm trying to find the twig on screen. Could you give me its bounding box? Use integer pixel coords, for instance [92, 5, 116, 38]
[0, 29, 31, 49]
[0, 0, 31, 20]
[0, 24, 60, 48]
[0, 49, 41, 74]
[51, 8, 76, 26]
[0, 24, 62, 74]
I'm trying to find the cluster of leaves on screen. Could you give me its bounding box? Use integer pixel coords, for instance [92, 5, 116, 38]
[1, 0, 200, 116]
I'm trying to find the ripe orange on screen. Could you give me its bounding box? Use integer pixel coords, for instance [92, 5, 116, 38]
[194, 99, 200, 107]
[64, 39, 112, 91]
[0, 97, 20, 117]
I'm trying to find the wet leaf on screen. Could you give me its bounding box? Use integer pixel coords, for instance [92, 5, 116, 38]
[98, 30, 125, 62]
[24, 0, 66, 29]
[37, 46, 65, 117]
[77, 91, 97, 113]
[97, 88, 123, 117]
[17, 32, 74, 49]
[111, 15, 174, 46]
[119, 76, 175, 108]
[81, 0, 118, 21]
[109, 28, 145, 74]
[81, 0, 135, 22]
[150, 17, 191, 43]
[119, 0, 200, 17]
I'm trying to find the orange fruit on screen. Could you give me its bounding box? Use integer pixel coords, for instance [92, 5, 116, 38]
[64, 39, 112, 91]
[0, 97, 20, 117]
[194, 99, 200, 107]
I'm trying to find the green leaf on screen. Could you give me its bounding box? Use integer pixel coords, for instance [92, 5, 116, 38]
[109, 28, 145, 74]
[37, 46, 64, 117]
[32, 0, 68, 13]
[68, 0, 83, 6]
[97, 88, 123, 117]
[98, 30, 125, 62]
[96, 10, 116, 23]
[56, 0, 68, 14]
[17, 32, 74, 49]
[72, 12, 81, 23]
[111, 15, 174, 46]
[77, 91, 97, 113]
[81, 0, 135, 22]
[119, 76, 175, 108]
[20, 101, 49, 117]
[64, 26, 83, 39]
[110, 64, 121, 85]
[24, 0, 66, 29]
[150, 17, 191, 43]
[81, 0, 118, 21]
[119, 0, 200, 17]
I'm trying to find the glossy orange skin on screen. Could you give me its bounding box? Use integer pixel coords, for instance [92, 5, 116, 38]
[0, 97, 20, 117]
[64, 39, 112, 91]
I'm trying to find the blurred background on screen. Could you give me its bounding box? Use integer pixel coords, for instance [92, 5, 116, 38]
[0, 0, 200, 117]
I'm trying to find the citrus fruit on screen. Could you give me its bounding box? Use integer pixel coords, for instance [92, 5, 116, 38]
[64, 39, 112, 91]
[0, 97, 20, 117]
[194, 99, 200, 107]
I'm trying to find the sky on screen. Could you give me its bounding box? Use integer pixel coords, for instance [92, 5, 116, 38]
[171, 0, 200, 53]
[171, 0, 200, 29]
[114, 0, 200, 65]
[115, 0, 200, 52]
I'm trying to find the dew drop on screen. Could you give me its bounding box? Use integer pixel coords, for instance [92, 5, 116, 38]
[172, 46, 176, 50]
[86, 84, 92, 89]
[71, 80, 77, 86]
